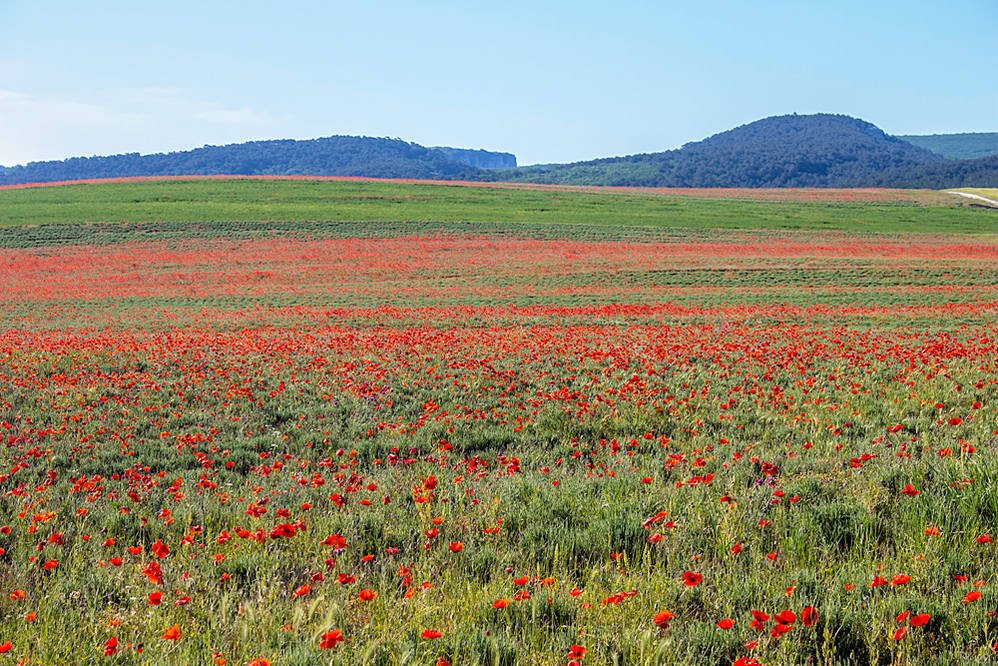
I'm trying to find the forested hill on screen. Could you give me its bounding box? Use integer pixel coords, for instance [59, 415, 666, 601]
[898, 132, 998, 160]
[871, 155, 998, 189]
[494, 114, 948, 188]
[4, 115, 997, 189]
[0, 136, 489, 186]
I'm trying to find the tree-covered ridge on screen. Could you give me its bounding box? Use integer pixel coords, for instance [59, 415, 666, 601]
[493, 114, 948, 187]
[3, 114, 997, 189]
[872, 155, 998, 189]
[899, 132, 998, 160]
[0, 136, 487, 186]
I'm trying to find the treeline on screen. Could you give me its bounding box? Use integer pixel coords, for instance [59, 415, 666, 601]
[873, 155, 998, 189]
[0, 136, 485, 185]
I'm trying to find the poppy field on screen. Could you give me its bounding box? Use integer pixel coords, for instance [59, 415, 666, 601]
[1, 178, 997, 665]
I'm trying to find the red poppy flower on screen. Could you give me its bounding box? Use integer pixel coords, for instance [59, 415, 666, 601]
[152, 539, 170, 559]
[567, 645, 586, 658]
[104, 636, 118, 656]
[492, 599, 510, 608]
[801, 606, 817, 628]
[162, 625, 181, 640]
[682, 571, 703, 586]
[358, 589, 377, 601]
[422, 630, 442, 639]
[142, 561, 164, 585]
[717, 618, 735, 629]
[775, 610, 796, 625]
[771, 623, 792, 638]
[749, 610, 769, 631]
[909, 613, 930, 627]
[292, 584, 311, 598]
[319, 629, 344, 648]
[963, 591, 982, 603]
[653, 609, 675, 628]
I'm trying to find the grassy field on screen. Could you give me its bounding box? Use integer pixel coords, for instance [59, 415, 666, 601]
[0, 179, 996, 665]
[0, 178, 996, 241]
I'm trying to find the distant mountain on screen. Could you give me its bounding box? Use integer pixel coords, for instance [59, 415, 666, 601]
[432, 147, 516, 169]
[897, 133, 998, 160]
[488, 114, 947, 188]
[0, 136, 487, 186]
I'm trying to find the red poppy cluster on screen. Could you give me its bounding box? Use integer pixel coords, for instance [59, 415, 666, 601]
[0, 222, 994, 662]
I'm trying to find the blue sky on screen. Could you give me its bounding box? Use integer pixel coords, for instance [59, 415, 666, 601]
[1, 0, 996, 166]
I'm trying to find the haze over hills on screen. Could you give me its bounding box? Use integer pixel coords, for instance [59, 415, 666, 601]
[2, 113, 997, 189]
[898, 132, 998, 160]
[430, 147, 516, 169]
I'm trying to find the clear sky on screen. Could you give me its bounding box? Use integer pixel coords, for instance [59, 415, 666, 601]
[1, 0, 996, 167]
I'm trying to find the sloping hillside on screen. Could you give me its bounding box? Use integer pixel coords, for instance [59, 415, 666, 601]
[0, 136, 485, 186]
[494, 114, 944, 187]
[872, 155, 998, 189]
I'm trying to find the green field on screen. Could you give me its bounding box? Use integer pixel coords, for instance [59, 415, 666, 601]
[0, 180, 996, 246]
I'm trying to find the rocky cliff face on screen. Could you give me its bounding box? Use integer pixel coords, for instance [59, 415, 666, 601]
[432, 147, 517, 169]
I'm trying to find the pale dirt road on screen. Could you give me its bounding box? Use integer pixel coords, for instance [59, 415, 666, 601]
[948, 190, 998, 208]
